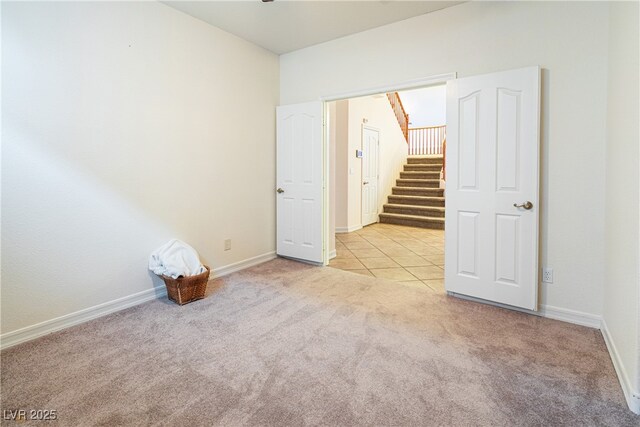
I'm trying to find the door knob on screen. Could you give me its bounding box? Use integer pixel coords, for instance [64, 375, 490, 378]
[513, 201, 533, 210]
[277, 188, 284, 194]
[363, 181, 369, 185]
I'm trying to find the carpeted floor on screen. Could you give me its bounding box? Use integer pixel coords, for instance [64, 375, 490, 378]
[1, 258, 638, 426]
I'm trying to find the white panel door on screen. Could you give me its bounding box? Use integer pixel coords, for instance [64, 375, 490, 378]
[276, 102, 324, 263]
[361, 127, 380, 226]
[445, 67, 540, 310]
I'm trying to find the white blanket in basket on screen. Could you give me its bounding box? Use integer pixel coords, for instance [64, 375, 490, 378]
[149, 239, 206, 279]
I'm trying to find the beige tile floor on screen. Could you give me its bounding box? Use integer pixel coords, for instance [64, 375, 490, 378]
[330, 223, 445, 293]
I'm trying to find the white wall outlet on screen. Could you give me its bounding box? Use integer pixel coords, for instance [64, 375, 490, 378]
[224, 239, 231, 251]
[542, 267, 553, 283]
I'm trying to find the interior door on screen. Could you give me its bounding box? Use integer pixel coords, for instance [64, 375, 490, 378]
[445, 66, 540, 310]
[361, 127, 380, 226]
[276, 102, 324, 263]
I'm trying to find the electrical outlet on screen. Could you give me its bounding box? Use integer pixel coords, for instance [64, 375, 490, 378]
[224, 239, 231, 251]
[542, 267, 553, 283]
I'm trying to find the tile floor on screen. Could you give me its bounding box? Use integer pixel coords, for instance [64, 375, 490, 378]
[330, 223, 445, 293]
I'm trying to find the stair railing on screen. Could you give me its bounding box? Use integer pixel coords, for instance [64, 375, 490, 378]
[408, 125, 446, 155]
[386, 92, 409, 142]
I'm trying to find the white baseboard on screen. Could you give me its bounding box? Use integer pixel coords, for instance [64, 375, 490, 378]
[0, 251, 277, 350]
[0, 286, 167, 350]
[329, 249, 337, 260]
[209, 251, 276, 279]
[601, 319, 640, 414]
[538, 304, 603, 329]
[448, 293, 602, 329]
[335, 225, 362, 234]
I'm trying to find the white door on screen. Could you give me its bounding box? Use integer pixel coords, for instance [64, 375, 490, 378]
[361, 127, 380, 226]
[276, 102, 324, 263]
[445, 66, 540, 310]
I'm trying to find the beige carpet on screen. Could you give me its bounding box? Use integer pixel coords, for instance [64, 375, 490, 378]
[1, 259, 637, 426]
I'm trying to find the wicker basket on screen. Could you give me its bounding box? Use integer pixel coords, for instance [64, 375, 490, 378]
[161, 266, 210, 305]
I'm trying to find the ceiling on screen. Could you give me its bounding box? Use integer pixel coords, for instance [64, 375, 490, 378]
[162, 1, 464, 55]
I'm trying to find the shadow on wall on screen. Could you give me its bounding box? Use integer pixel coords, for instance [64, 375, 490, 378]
[2, 128, 173, 334]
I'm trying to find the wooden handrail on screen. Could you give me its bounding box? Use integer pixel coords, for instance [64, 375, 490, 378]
[386, 92, 409, 142]
[395, 92, 409, 125]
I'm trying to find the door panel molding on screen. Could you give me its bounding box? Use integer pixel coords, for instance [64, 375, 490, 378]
[276, 102, 324, 263]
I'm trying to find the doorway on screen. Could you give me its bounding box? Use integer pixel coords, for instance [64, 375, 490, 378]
[276, 67, 541, 312]
[326, 85, 448, 290]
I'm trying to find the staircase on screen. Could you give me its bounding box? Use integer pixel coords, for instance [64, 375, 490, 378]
[379, 156, 445, 229]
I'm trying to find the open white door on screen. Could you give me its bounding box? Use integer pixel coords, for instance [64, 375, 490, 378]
[445, 66, 540, 311]
[276, 102, 324, 264]
[361, 126, 380, 226]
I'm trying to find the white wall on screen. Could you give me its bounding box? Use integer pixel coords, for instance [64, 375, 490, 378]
[400, 85, 446, 128]
[603, 1, 640, 413]
[281, 1, 610, 318]
[2, 2, 279, 335]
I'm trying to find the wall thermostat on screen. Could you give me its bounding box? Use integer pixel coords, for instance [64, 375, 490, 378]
[355, 150, 363, 158]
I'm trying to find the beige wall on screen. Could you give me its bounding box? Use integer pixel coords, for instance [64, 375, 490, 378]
[2, 2, 279, 335]
[348, 96, 408, 218]
[328, 102, 337, 256]
[333, 96, 408, 231]
[333, 100, 350, 230]
[603, 1, 640, 413]
[281, 1, 610, 317]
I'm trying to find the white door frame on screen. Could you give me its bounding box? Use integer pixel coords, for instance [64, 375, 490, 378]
[361, 124, 381, 226]
[320, 73, 456, 265]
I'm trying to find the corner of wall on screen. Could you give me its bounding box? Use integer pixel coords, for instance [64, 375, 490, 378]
[602, 0, 640, 414]
[602, 319, 640, 414]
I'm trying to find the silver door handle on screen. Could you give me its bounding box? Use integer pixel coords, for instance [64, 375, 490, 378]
[277, 188, 284, 194]
[513, 201, 533, 210]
